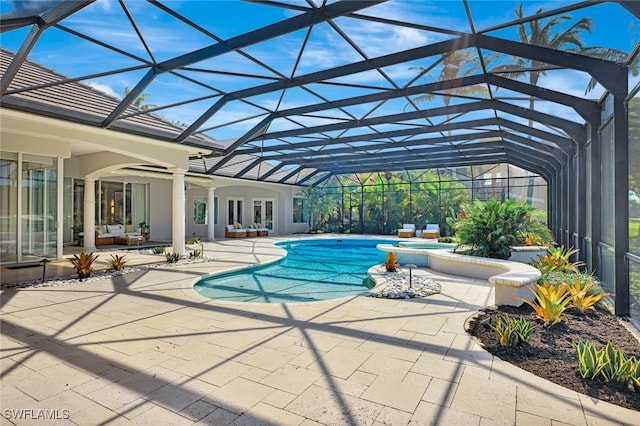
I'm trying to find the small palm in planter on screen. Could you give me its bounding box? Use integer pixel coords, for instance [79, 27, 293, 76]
[68, 251, 99, 280]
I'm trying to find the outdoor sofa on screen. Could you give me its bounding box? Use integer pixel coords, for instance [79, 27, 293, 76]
[95, 224, 145, 245]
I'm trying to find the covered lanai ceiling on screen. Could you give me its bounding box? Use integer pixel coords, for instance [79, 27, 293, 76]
[1, 0, 639, 186]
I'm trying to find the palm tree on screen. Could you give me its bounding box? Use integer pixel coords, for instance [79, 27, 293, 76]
[411, 49, 488, 109]
[124, 86, 156, 111]
[491, 4, 593, 116]
[490, 4, 634, 113]
[297, 187, 337, 232]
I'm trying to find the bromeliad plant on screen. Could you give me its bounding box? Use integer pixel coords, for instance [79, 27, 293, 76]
[533, 245, 584, 274]
[491, 314, 536, 346]
[68, 251, 99, 280]
[165, 252, 181, 263]
[566, 278, 607, 313]
[109, 254, 127, 271]
[517, 282, 575, 326]
[383, 252, 400, 272]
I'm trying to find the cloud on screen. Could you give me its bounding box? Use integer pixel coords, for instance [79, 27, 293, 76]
[4, 0, 61, 17]
[86, 81, 119, 99]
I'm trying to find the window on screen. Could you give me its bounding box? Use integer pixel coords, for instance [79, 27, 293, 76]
[214, 197, 218, 225]
[293, 197, 305, 223]
[194, 196, 207, 225]
[228, 198, 243, 225]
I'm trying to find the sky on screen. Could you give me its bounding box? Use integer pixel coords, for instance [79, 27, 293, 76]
[1, 0, 638, 141]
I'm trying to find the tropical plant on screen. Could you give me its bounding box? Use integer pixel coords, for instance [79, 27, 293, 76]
[631, 358, 640, 392]
[152, 246, 166, 255]
[297, 187, 337, 232]
[517, 283, 575, 326]
[566, 278, 606, 313]
[453, 198, 537, 259]
[409, 49, 488, 118]
[601, 342, 635, 384]
[574, 340, 608, 380]
[491, 314, 536, 346]
[437, 236, 456, 243]
[486, 4, 635, 116]
[192, 234, 201, 244]
[533, 246, 584, 273]
[68, 251, 99, 280]
[189, 249, 201, 258]
[165, 252, 180, 263]
[383, 252, 400, 272]
[574, 340, 640, 389]
[538, 270, 594, 288]
[124, 86, 156, 111]
[519, 231, 546, 247]
[109, 254, 127, 271]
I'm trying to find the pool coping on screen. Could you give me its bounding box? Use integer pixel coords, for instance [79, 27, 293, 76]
[376, 244, 540, 306]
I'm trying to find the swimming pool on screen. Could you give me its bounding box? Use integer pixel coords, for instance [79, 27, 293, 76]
[193, 238, 395, 303]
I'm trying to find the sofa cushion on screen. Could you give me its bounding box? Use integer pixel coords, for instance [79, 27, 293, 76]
[96, 225, 107, 235]
[125, 224, 135, 233]
[107, 224, 125, 236]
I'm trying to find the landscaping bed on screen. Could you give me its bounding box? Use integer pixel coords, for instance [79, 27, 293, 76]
[466, 304, 640, 411]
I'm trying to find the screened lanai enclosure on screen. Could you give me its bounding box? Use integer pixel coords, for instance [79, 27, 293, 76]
[1, 1, 639, 322]
[300, 165, 546, 236]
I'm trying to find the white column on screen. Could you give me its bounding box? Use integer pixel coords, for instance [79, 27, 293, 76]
[83, 178, 96, 250]
[207, 187, 216, 241]
[172, 169, 186, 255]
[56, 157, 64, 259]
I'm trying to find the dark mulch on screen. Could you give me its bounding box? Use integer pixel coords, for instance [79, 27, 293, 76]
[465, 304, 640, 412]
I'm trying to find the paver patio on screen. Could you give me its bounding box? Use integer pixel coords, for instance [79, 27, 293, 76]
[1, 237, 638, 425]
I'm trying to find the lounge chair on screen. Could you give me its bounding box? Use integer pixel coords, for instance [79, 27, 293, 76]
[397, 224, 416, 238]
[422, 223, 440, 238]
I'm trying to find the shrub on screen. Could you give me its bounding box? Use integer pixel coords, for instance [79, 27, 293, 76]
[109, 254, 127, 271]
[538, 270, 595, 288]
[153, 246, 166, 254]
[165, 252, 181, 263]
[68, 251, 99, 280]
[454, 199, 541, 260]
[491, 314, 536, 346]
[533, 245, 584, 274]
[383, 252, 400, 272]
[437, 236, 456, 243]
[189, 249, 201, 258]
[517, 283, 575, 326]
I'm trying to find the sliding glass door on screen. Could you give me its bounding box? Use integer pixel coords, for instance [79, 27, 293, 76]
[21, 154, 58, 261]
[0, 153, 18, 263]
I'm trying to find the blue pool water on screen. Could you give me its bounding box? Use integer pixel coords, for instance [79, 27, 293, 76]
[193, 238, 395, 303]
